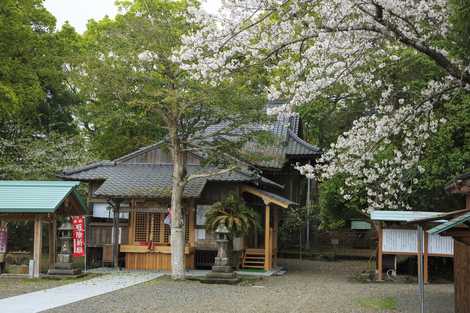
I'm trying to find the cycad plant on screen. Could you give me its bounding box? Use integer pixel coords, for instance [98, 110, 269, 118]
[205, 194, 259, 239]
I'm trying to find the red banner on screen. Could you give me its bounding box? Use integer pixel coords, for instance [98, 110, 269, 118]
[71, 216, 85, 257]
[0, 227, 7, 254]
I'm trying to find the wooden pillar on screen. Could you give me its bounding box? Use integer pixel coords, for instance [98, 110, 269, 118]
[424, 230, 429, 284]
[112, 201, 121, 269]
[264, 203, 271, 271]
[128, 200, 135, 244]
[48, 217, 56, 269]
[273, 208, 279, 267]
[375, 222, 383, 281]
[33, 217, 42, 278]
[188, 203, 195, 247]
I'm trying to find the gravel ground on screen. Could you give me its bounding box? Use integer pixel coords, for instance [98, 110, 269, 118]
[0, 274, 100, 299]
[42, 259, 453, 313]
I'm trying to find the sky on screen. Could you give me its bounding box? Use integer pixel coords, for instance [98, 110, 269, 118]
[43, 0, 221, 33]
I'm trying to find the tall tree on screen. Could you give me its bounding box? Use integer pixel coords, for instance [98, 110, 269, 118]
[178, 0, 470, 213]
[73, 0, 267, 279]
[0, 0, 89, 179]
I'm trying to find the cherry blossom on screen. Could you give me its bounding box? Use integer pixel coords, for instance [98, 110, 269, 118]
[176, 0, 469, 212]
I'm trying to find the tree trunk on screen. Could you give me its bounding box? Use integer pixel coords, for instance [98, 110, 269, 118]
[169, 126, 187, 280]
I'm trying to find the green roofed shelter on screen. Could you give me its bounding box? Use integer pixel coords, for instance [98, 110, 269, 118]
[0, 181, 87, 278]
[0, 180, 86, 215]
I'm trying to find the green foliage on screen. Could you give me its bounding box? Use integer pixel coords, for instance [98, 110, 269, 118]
[278, 203, 320, 249]
[410, 94, 470, 211]
[0, 0, 90, 180]
[0, 122, 92, 179]
[318, 176, 367, 230]
[0, 0, 81, 130]
[73, 0, 268, 161]
[205, 194, 259, 238]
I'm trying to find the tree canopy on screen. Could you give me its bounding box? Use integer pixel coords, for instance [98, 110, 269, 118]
[179, 0, 470, 214]
[0, 0, 90, 179]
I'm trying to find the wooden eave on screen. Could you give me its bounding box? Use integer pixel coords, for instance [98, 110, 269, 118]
[240, 185, 296, 209]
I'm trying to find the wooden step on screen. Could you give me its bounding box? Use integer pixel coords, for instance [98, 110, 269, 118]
[242, 249, 267, 269]
[243, 265, 264, 269]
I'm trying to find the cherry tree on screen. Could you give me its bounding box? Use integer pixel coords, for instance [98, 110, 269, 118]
[176, 0, 470, 213]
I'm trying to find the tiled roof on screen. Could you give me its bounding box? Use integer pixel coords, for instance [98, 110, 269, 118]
[244, 114, 320, 168]
[285, 130, 321, 156]
[60, 164, 260, 199]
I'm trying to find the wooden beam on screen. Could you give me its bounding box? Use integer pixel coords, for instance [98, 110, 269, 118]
[0, 214, 51, 221]
[48, 217, 57, 269]
[264, 203, 271, 271]
[33, 217, 42, 278]
[240, 185, 290, 209]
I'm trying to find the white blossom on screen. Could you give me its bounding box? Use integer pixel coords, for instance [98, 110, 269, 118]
[176, 0, 468, 212]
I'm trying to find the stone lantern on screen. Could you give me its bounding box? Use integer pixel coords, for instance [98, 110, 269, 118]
[58, 220, 73, 264]
[47, 219, 81, 276]
[204, 224, 239, 284]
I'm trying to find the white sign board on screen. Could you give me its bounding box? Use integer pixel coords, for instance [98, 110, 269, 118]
[428, 234, 453, 255]
[196, 229, 206, 240]
[382, 228, 453, 256]
[93, 203, 128, 219]
[383, 229, 417, 253]
[196, 205, 210, 226]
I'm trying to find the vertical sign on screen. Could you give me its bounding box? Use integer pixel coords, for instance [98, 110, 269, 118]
[72, 216, 85, 257]
[0, 227, 7, 254]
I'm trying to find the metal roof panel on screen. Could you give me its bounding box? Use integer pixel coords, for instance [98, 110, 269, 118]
[427, 211, 470, 235]
[370, 210, 445, 222]
[0, 181, 81, 213]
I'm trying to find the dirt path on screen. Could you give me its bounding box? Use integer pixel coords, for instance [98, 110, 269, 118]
[43, 259, 453, 313]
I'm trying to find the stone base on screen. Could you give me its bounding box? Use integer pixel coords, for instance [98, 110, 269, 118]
[206, 271, 238, 279]
[211, 265, 233, 273]
[201, 276, 240, 284]
[202, 270, 240, 284]
[47, 268, 82, 276]
[53, 262, 74, 270]
[43, 272, 86, 279]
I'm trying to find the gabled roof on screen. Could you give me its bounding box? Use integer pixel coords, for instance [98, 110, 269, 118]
[427, 211, 470, 235]
[60, 163, 266, 199]
[0, 181, 86, 214]
[113, 141, 165, 163]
